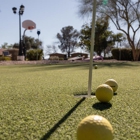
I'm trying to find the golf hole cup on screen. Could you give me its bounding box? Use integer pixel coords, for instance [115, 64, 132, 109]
[77, 115, 114, 140]
[95, 84, 113, 102]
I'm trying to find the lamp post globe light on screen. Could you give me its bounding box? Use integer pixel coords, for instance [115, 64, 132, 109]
[12, 5, 25, 61]
[37, 30, 41, 37]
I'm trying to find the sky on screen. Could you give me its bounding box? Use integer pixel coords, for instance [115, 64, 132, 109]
[0, 0, 92, 55]
[0, 0, 123, 58]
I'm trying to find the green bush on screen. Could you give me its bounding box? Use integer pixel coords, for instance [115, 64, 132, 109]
[27, 49, 43, 60]
[49, 56, 59, 60]
[111, 48, 119, 60]
[120, 48, 133, 60]
[0, 56, 11, 61]
[111, 48, 133, 60]
[59, 57, 64, 60]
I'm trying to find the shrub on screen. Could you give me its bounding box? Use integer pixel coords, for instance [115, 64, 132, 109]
[111, 48, 119, 60]
[119, 48, 133, 60]
[111, 48, 133, 61]
[0, 56, 11, 61]
[49, 56, 59, 60]
[59, 57, 64, 60]
[27, 49, 43, 60]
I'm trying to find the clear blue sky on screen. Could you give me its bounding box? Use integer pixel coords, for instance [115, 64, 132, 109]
[0, 0, 90, 51]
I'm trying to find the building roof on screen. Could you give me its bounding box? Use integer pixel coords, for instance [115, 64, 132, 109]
[71, 52, 88, 55]
[49, 53, 67, 56]
[0, 48, 7, 55]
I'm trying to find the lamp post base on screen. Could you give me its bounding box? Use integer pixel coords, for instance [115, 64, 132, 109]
[17, 56, 25, 61]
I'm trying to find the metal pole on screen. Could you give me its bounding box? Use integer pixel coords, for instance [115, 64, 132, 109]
[88, 0, 97, 96]
[23, 29, 27, 43]
[37, 30, 41, 60]
[23, 29, 27, 60]
[37, 35, 39, 60]
[19, 12, 22, 56]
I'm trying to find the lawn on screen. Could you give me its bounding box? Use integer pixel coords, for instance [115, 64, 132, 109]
[0, 62, 140, 140]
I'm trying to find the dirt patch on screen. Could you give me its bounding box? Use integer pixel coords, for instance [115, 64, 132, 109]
[0, 60, 85, 65]
[0, 59, 129, 65]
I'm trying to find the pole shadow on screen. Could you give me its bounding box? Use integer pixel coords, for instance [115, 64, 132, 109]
[74, 92, 117, 97]
[74, 92, 95, 96]
[92, 102, 112, 111]
[40, 97, 86, 140]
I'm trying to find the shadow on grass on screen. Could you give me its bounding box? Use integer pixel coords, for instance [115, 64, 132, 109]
[92, 102, 112, 111]
[74, 91, 95, 96]
[74, 92, 117, 96]
[7, 63, 89, 72]
[40, 97, 86, 140]
[93, 61, 140, 68]
[3, 61, 140, 73]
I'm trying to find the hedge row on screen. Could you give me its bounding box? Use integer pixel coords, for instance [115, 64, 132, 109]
[26, 49, 43, 60]
[0, 56, 11, 61]
[111, 48, 133, 61]
[49, 56, 64, 60]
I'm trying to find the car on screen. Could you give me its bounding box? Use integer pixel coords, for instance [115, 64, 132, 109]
[84, 55, 103, 61]
[93, 55, 103, 60]
[68, 56, 83, 61]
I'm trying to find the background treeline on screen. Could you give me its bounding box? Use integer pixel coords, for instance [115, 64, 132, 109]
[111, 48, 135, 61]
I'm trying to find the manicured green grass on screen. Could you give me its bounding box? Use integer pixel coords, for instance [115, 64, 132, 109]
[0, 62, 140, 140]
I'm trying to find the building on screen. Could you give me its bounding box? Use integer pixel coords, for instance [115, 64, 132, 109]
[71, 52, 88, 58]
[0, 48, 18, 60]
[0, 49, 6, 56]
[49, 53, 67, 60]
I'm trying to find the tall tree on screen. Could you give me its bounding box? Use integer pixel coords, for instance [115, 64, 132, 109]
[112, 33, 126, 48]
[45, 44, 58, 57]
[13, 43, 19, 49]
[24, 36, 43, 50]
[94, 16, 113, 56]
[78, 0, 140, 61]
[56, 26, 80, 57]
[0, 43, 13, 49]
[80, 16, 125, 56]
[12, 36, 43, 50]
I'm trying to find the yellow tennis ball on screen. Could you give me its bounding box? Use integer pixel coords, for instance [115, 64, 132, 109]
[77, 115, 114, 140]
[94, 65, 98, 69]
[105, 79, 118, 92]
[95, 84, 113, 102]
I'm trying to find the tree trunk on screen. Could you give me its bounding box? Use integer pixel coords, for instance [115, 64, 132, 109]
[67, 51, 70, 58]
[104, 49, 106, 58]
[132, 48, 140, 61]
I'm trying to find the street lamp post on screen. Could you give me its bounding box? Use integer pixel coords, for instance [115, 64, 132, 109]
[37, 30, 41, 60]
[12, 5, 25, 60]
[22, 29, 27, 60]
